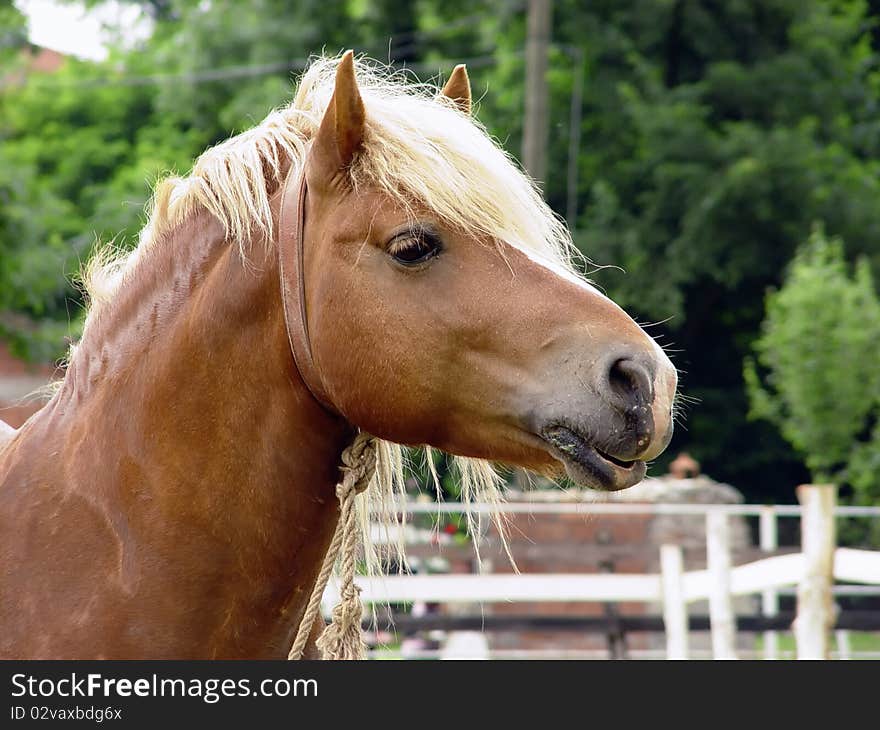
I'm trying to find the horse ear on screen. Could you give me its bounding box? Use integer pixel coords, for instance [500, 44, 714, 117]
[440, 64, 471, 115]
[310, 50, 365, 182]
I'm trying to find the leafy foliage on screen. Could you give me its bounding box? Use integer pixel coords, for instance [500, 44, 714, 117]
[745, 226, 880, 496]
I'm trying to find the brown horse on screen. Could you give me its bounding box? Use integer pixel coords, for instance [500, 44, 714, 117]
[0, 52, 677, 659]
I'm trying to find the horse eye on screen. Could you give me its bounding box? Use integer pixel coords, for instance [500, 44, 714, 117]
[388, 230, 442, 266]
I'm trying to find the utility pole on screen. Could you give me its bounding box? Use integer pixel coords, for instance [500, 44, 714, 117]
[522, 0, 552, 188]
[565, 45, 585, 229]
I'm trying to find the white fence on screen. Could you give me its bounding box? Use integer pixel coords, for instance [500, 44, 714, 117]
[323, 485, 880, 659]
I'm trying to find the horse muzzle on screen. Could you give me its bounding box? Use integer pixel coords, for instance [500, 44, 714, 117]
[529, 344, 677, 491]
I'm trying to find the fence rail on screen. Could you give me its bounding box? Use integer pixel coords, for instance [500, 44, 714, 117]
[361, 610, 880, 633]
[386, 501, 880, 517]
[335, 486, 880, 659]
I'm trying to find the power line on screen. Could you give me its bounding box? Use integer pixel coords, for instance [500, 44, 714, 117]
[0, 51, 516, 91]
[2, 59, 309, 90]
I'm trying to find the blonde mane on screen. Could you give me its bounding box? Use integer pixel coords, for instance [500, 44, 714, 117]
[82, 54, 583, 577]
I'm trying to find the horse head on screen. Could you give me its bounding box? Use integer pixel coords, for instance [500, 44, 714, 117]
[284, 52, 677, 491]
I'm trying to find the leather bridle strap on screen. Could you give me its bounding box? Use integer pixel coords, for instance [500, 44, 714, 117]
[278, 160, 375, 661]
[277, 162, 336, 413]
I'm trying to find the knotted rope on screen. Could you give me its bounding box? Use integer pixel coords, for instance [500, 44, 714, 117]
[288, 431, 377, 660]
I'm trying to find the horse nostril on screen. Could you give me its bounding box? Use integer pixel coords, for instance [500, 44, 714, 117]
[607, 357, 654, 407]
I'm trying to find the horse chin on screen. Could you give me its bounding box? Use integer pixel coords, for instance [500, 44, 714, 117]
[539, 425, 647, 492]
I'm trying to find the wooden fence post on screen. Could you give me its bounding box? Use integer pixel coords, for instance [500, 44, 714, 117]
[660, 544, 688, 659]
[707, 510, 737, 659]
[835, 630, 851, 660]
[759, 505, 779, 659]
[794, 484, 837, 660]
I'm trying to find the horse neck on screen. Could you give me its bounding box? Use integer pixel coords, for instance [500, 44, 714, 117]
[54, 209, 351, 652]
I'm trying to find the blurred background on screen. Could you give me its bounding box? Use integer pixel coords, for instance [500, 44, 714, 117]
[2, 0, 879, 512]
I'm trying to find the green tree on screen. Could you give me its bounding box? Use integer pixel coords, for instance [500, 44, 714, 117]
[744, 226, 880, 498]
[540, 0, 880, 499]
[0, 53, 163, 358]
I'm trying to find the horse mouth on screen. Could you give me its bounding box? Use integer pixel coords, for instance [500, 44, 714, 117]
[540, 424, 646, 491]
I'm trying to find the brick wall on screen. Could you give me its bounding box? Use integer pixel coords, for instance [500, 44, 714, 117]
[479, 477, 754, 655]
[0, 341, 56, 427]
